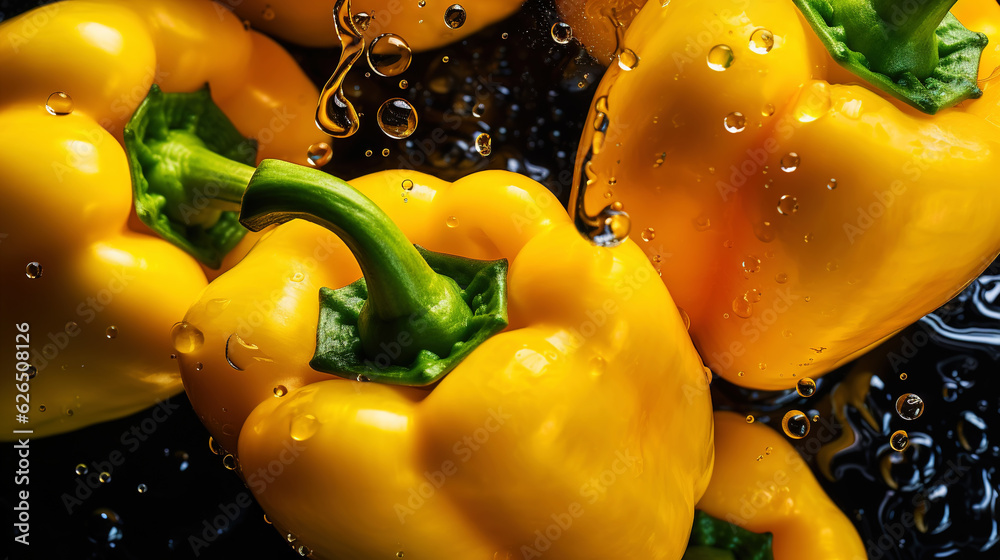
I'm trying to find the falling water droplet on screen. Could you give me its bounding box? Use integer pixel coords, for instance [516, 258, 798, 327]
[640, 227, 655, 242]
[781, 410, 810, 439]
[777, 195, 798, 215]
[472, 103, 486, 118]
[367, 34, 412, 77]
[315, 0, 365, 138]
[382, 148, 390, 157]
[377, 98, 418, 139]
[105, 326, 118, 339]
[617, 48, 639, 71]
[171, 322, 204, 354]
[306, 142, 333, 167]
[443, 4, 466, 28]
[780, 153, 800, 172]
[890, 430, 909, 451]
[746, 414, 755, 424]
[25, 262, 43, 278]
[99, 472, 112, 483]
[137, 483, 148, 494]
[291, 414, 320, 441]
[895, 393, 925, 420]
[208, 436, 223, 455]
[900, 372, 908, 381]
[297, 545, 313, 557]
[732, 294, 753, 318]
[475, 133, 492, 156]
[76, 464, 88, 476]
[748, 29, 775, 54]
[551, 22, 573, 44]
[707, 45, 734, 71]
[225, 333, 274, 371]
[827, 178, 838, 190]
[724, 111, 746, 133]
[796, 377, 817, 397]
[365, 149, 373, 157]
[45, 92, 73, 115]
[352, 12, 371, 31]
[222, 454, 237, 470]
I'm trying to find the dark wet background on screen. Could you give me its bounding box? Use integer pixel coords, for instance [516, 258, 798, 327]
[3, 0, 998, 558]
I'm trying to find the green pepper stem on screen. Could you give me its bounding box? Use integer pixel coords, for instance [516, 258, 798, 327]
[141, 130, 254, 227]
[837, 0, 957, 79]
[240, 159, 473, 365]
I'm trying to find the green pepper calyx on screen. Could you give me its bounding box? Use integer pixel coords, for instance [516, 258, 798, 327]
[124, 85, 256, 268]
[794, 0, 988, 113]
[682, 511, 774, 560]
[239, 159, 508, 387]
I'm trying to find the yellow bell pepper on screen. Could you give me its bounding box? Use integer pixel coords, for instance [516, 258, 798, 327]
[0, 0, 326, 438]
[696, 412, 866, 560]
[232, 0, 525, 51]
[556, 0, 645, 65]
[0, 104, 205, 439]
[571, 0, 1000, 390]
[176, 165, 714, 559]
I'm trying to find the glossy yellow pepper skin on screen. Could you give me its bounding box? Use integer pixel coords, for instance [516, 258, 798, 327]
[178, 169, 714, 559]
[0, 105, 207, 439]
[556, 0, 645, 65]
[233, 0, 524, 51]
[697, 412, 865, 560]
[0, 0, 326, 438]
[0, 0, 327, 164]
[573, 0, 1000, 390]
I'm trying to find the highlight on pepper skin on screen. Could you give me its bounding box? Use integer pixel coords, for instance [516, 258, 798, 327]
[570, 0, 1000, 390]
[179, 169, 715, 559]
[0, 0, 329, 437]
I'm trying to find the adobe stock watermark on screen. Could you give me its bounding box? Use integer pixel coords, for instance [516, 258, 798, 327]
[863, 454, 973, 560]
[29, 266, 135, 374]
[60, 397, 181, 513]
[716, 83, 833, 202]
[187, 439, 306, 556]
[519, 448, 640, 559]
[393, 72, 506, 172]
[721, 414, 842, 529]
[695, 286, 802, 396]
[669, 1, 751, 73]
[393, 407, 511, 523]
[4, 1, 62, 53]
